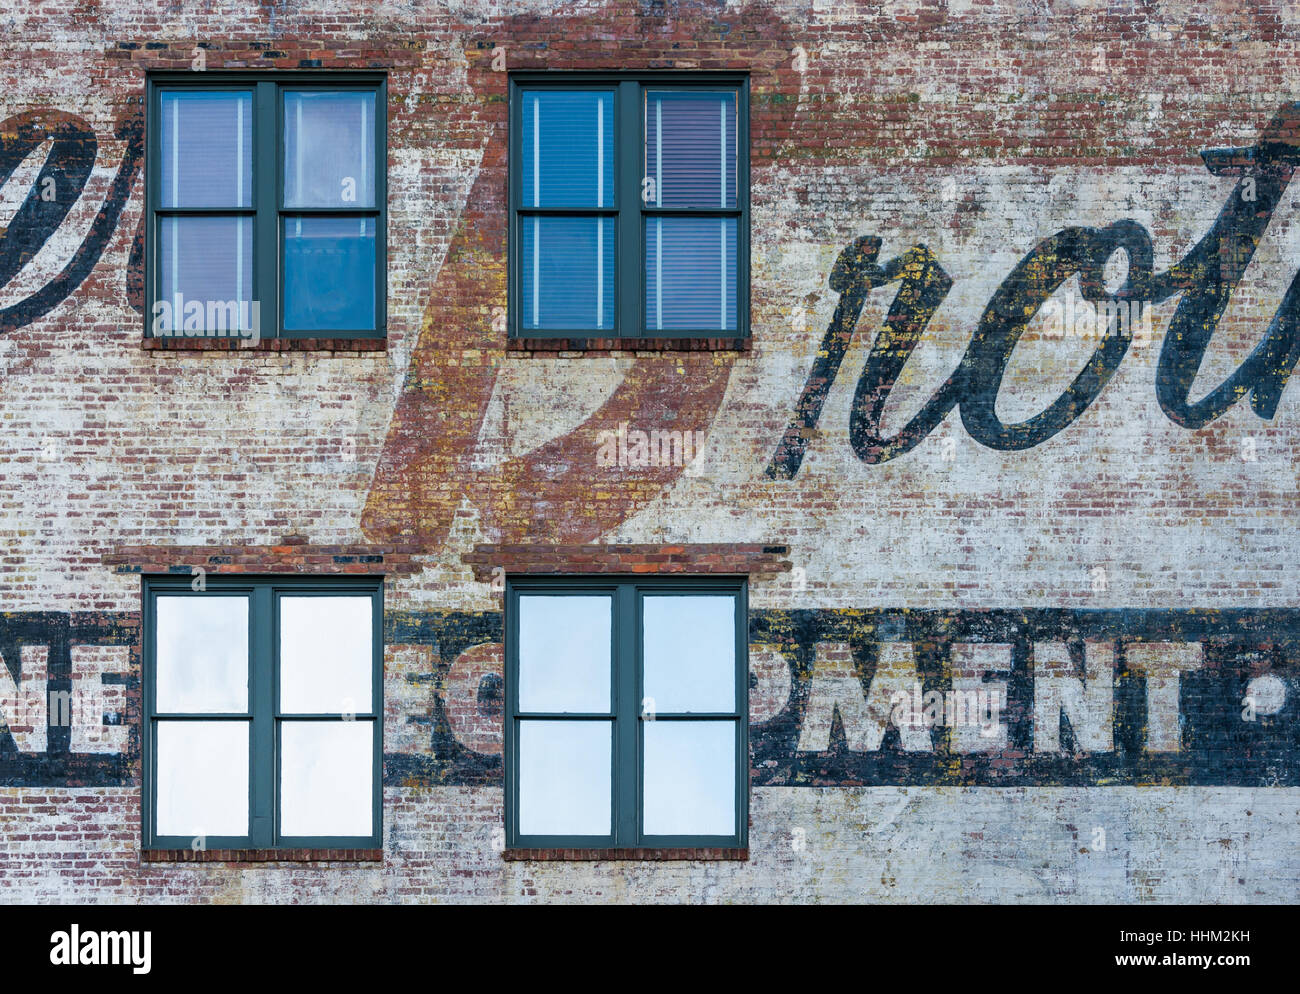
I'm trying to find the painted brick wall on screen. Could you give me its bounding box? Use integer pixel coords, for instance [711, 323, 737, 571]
[1, 0, 1299, 902]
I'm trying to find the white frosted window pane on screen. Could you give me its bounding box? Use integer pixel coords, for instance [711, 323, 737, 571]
[643, 721, 735, 836]
[280, 721, 373, 837]
[279, 596, 373, 714]
[155, 720, 249, 837]
[518, 721, 610, 836]
[283, 90, 376, 208]
[517, 595, 611, 713]
[642, 595, 736, 713]
[155, 596, 248, 713]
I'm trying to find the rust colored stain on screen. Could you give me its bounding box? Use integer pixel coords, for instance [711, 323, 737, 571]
[362, 4, 800, 550]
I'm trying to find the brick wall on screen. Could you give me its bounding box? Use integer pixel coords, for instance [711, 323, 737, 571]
[1, 0, 1298, 902]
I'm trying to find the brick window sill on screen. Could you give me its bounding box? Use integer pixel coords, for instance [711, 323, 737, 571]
[143, 337, 386, 353]
[507, 337, 750, 354]
[142, 849, 383, 863]
[503, 848, 748, 862]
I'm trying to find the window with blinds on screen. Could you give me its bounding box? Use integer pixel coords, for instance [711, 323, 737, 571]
[509, 74, 748, 340]
[146, 73, 386, 342]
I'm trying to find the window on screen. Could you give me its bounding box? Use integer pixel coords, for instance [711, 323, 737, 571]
[508, 73, 748, 341]
[142, 576, 383, 851]
[145, 73, 386, 341]
[505, 577, 747, 850]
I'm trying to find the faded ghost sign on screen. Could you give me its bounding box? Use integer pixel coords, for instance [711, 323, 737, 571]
[379, 608, 1297, 789]
[768, 102, 1300, 477]
[5, 96, 1300, 543]
[0, 106, 142, 334]
[4, 608, 1292, 789]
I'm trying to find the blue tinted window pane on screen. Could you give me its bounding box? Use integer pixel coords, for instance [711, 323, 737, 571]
[283, 90, 377, 208]
[521, 216, 615, 331]
[520, 90, 614, 208]
[644, 217, 737, 331]
[159, 91, 253, 208]
[157, 216, 254, 334]
[283, 216, 376, 331]
[644, 90, 737, 208]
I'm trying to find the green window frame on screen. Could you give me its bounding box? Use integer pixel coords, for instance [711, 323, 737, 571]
[142, 575, 383, 852]
[505, 576, 748, 850]
[144, 71, 387, 341]
[507, 72, 750, 341]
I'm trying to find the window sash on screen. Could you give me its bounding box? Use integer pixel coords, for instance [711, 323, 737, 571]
[142, 577, 384, 851]
[145, 73, 387, 341]
[508, 74, 749, 340]
[505, 577, 748, 849]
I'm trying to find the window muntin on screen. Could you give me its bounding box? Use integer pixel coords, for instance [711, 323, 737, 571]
[506, 578, 747, 850]
[146, 74, 386, 341]
[509, 74, 748, 340]
[143, 577, 383, 851]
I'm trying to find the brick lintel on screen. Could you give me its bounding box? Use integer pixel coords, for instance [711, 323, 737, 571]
[103, 543, 425, 576]
[462, 543, 791, 580]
